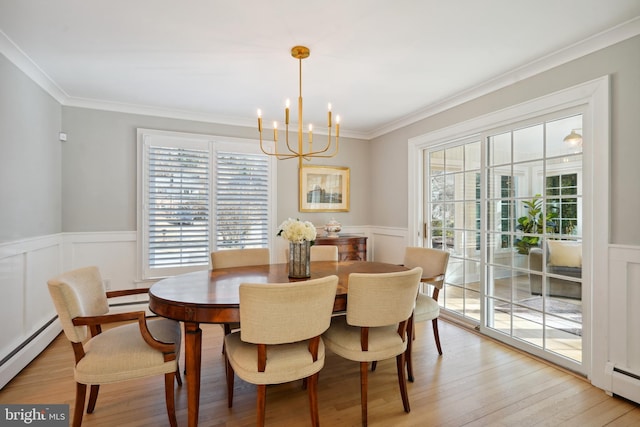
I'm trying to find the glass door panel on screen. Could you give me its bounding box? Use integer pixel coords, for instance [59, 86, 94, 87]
[426, 112, 584, 370]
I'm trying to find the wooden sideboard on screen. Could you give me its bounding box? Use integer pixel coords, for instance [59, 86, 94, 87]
[315, 234, 368, 261]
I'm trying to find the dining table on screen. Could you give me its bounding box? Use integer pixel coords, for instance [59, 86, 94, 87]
[148, 260, 408, 427]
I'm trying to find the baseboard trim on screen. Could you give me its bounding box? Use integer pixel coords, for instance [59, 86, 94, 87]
[0, 319, 61, 389]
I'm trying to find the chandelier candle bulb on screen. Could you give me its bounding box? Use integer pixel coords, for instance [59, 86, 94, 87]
[273, 122, 278, 141]
[285, 99, 290, 124]
[257, 109, 262, 132]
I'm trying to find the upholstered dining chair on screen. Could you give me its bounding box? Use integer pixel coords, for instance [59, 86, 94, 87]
[322, 267, 422, 427]
[211, 247, 271, 343]
[47, 266, 182, 427]
[211, 247, 270, 269]
[403, 246, 450, 382]
[224, 275, 339, 427]
[310, 244, 339, 261]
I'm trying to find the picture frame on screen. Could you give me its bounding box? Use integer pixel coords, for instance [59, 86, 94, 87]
[299, 165, 350, 212]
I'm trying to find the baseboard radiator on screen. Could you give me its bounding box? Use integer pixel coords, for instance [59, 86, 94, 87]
[605, 363, 640, 403]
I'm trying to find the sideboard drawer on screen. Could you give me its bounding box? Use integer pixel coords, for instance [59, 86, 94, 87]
[315, 235, 368, 261]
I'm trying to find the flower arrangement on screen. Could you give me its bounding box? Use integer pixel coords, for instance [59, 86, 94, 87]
[277, 218, 317, 243]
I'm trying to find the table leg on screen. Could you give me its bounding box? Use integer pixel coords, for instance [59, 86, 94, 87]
[185, 321, 202, 427]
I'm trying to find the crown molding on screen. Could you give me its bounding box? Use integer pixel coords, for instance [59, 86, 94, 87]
[0, 29, 68, 104]
[366, 16, 640, 140]
[2, 17, 638, 141]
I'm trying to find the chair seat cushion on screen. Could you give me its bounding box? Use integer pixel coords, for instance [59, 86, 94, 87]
[75, 318, 180, 385]
[224, 332, 325, 384]
[413, 292, 440, 323]
[322, 316, 407, 362]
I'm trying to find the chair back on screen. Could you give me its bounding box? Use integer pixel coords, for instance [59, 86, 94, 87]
[239, 275, 338, 345]
[47, 266, 109, 343]
[346, 267, 422, 327]
[211, 248, 270, 269]
[310, 245, 339, 261]
[404, 247, 449, 289]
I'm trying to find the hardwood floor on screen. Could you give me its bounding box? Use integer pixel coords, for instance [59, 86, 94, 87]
[1, 319, 638, 426]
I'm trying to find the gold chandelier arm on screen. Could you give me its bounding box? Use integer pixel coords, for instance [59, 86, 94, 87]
[259, 130, 301, 160]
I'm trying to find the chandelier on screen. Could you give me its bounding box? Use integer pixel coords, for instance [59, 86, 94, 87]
[257, 46, 340, 168]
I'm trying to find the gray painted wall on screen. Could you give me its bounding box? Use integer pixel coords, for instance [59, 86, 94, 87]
[0, 55, 61, 242]
[370, 35, 640, 245]
[60, 107, 370, 232]
[2, 35, 638, 245]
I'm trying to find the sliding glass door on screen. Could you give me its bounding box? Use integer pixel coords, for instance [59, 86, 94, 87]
[425, 111, 584, 371]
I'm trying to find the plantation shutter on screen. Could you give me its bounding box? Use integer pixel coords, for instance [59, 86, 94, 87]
[215, 151, 269, 249]
[147, 144, 210, 270]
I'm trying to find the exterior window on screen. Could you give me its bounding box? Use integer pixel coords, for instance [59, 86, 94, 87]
[138, 130, 274, 279]
[546, 173, 578, 235]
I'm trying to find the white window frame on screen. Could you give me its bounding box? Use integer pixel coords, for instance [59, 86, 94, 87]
[137, 129, 277, 281]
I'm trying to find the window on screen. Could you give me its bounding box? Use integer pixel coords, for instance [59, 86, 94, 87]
[138, 130, 275, 279]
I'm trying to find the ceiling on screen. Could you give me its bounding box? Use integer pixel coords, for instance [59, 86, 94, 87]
[1, 1, 639, 139]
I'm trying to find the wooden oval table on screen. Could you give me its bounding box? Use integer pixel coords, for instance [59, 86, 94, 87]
[149, 260, 407, 427]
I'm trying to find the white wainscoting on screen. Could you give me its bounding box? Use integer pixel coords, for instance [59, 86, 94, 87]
[368, 226, 408, 264]
[0, 231, 140, 389]
[0, 234, 62, 389]
[599, 245, 640, 404]
[62, 231, 138, 290]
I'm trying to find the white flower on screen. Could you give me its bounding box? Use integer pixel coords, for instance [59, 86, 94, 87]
[277, 218, 317, 243]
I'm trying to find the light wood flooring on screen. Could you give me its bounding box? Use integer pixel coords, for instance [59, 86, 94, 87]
[1, 320, 638, 426]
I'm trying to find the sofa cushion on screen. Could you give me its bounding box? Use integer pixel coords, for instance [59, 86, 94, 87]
[547, 240, 582, 268]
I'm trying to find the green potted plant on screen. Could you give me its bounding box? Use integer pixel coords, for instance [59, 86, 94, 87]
[515, 195, 558, 255]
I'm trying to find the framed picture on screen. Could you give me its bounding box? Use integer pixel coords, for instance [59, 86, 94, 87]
[299, 165, 350, 212]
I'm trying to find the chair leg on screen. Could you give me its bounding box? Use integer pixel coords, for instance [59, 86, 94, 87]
[225, 355, 235, 408]
[87, 384, 99, 413]
[222, 324, 232, 354]
[175, 365, 183, 387]
[396, 353, 411, 413]
[406, 315, 415, 382]
[370, 361, 377, 372]
[307, 373, 320, 427]
[432, 318, 443, 355]
[164, 372, 177, 427]
[360, 361, 369, 427]
[72, 383, 86, 427]
[257, 384, 267, 427]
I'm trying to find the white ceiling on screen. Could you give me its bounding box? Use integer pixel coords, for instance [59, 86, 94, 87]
[1, 1, 639, 139]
